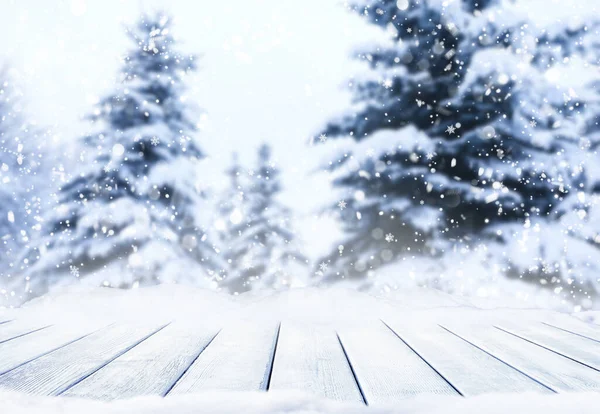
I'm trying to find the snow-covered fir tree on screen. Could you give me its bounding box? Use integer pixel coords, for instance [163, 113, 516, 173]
[317, 0, 600, 296]
[496, 78, 600, 306]
[0, 66, 26, 274]
[20, 13, 220, 298]
[0, 66, 48, 298]
[526, 80, 600, 304]
[213, 152, 245, 285]
[218, 144, 307, 293]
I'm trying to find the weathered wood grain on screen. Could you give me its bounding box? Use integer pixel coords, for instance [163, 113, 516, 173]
[0, 321, 51, 344]
[0, 323, 166, 395]
[169, 322, 278, 394]
[0, 325, 97, 376]
[383, 319, 550, 396]
[541, 321, 600, 344]
[442, 323, 600, 392]
[337, 322, 458, 405]
[268, 322, 363, 402]
[63, 323, 218, 400]
[496, 322, 600, 371]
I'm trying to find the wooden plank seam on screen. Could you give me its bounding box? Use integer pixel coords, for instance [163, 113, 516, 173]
[541, 322, 600, 344]
[380, 320, 463, 397]
[493, 326, 600, 373]
[163, 329, 222, 396]
[0, 325, 53, 344]
[57, 323, 171, 395]
[335, 333, 367, 405]
[0, 326, 110, 377]
[438, 325, 558, 393]
[0, 325, 52, 345]
[265, 322, 282, 391]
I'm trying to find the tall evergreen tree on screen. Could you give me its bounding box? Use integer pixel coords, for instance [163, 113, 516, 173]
[21, 13, 219, 298]
[317, 0, 600, 292]
[218, 144, 307, 293]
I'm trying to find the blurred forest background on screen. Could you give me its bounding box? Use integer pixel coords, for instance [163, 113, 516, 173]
[1, 0, 600, 311]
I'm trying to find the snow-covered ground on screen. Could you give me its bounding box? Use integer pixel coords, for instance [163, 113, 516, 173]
[0, 283, 565, 328]
[2, 388, 600, 413]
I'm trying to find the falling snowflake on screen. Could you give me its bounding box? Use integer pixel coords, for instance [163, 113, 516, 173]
[406, 27, 412, 33]
[415, 99, 425, 107]
[319, 262, 328, 272]
[385, 233, 395, 243]
[530, 120, 537, 128]
[319, 134, 327, 143]
[243, 256, 254, 269]
[338, 200, 347, 210]
[150, 136, 160, 146]
[445, 125, 456, 135]
[426, 152, 435, 160]
[70, 265, 80, 277]
[103, 164, 112, 173]
[366, 148, 375, 157]
[383, 79, 393, 88]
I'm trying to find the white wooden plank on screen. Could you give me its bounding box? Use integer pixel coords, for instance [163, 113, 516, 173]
[496, 322, 600, 371]
[541, 321, 600, 344]
[383, 320, 549, 396]
[544, 314, 600, 337]
[268, 322, 363, 402]
[442, 323, 600, 392]
[0, 321, 51, 344]
[169, 322, 278, 394]
[0, 322, 166, 396]
[337, 322, 458, 405]
[0, 325, 98, 376]
[63, 323, 218, 400]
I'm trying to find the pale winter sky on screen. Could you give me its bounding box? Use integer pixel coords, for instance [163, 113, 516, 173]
[0, 0, 387, 259]
[0, 0, 594, 260]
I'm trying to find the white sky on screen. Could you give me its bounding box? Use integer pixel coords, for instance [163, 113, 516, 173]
[0, 0, 386, 259]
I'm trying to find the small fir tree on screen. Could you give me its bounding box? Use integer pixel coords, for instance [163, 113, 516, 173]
[218, 144, 307, 292]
